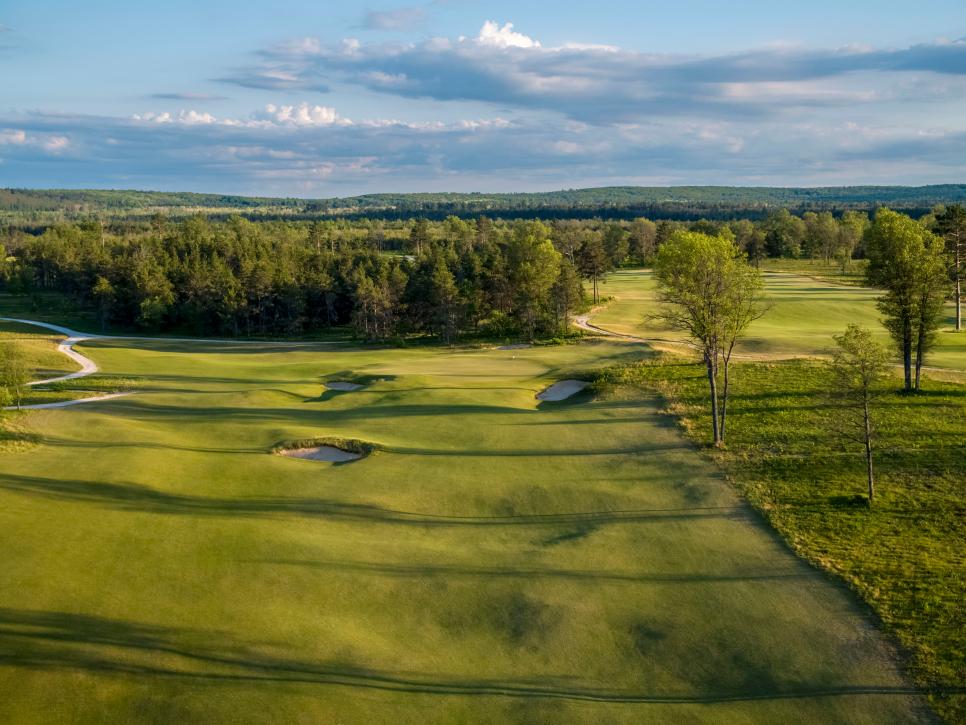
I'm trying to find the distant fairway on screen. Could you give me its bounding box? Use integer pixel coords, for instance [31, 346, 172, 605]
[0, 326, 927, 723]
[592, 269, 965, 370]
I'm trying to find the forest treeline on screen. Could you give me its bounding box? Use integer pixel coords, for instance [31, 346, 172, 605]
[3, 185, 966, 226]
[0, 206, 961, 342]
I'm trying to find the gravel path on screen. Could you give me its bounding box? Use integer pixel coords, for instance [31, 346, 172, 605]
[0, 318, 128, 409]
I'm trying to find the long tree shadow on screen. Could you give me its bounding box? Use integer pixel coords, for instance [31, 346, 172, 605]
[0, 472, 746, 526]
[0, 608, 935, 705]
[253, 558, 808, 585]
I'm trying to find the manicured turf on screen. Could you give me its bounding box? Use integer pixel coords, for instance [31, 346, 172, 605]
[0, 328, 928, 723]
[0, 322, 78, 379]
[596, 358, 965, 723]
[593, 269, 965, 370]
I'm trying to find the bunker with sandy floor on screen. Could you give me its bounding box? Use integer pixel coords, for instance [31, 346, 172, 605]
[273, 437, 375, 463]
[279, 446, 362, 463]
[536, 379, 589, 401]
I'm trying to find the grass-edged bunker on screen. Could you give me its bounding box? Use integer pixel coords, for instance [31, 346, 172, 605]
[536, 379, 589, 401]
[272, 437, 375, 463]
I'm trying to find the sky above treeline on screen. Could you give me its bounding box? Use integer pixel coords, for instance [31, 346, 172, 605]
[2, 0, 965, 196]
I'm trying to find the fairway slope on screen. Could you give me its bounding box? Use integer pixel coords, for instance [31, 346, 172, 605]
[0, 335, 930, 723]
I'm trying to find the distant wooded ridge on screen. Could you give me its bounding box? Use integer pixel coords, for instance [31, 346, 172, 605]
[3, 184, 966, 223]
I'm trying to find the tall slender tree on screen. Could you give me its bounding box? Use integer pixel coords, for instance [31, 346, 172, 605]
[828, 325, 891, 504]
[653, 231, 765, 446]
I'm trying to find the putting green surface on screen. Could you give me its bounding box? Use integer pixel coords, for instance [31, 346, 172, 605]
[593, 269, 965, 370]
[0, 330, 928, 723]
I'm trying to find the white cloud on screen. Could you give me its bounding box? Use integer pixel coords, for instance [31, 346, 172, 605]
[0, 127, 71, 154]
[261, 103, 342, 126]
[220, 28, 966, 125]
[0, 129, 27, 145]
[476, 21, 540, 49]
[42, 135, 70, 152]
[6, 101, 966, 194]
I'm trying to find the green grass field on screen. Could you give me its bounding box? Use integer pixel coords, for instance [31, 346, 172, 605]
[593, 269, 965, 371]
[0, 322, 78, 379]
[0, 326, 931, 723]
[596, 358, 965, 723]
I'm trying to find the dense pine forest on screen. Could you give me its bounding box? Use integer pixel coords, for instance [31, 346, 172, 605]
[2, 205, 960, 341]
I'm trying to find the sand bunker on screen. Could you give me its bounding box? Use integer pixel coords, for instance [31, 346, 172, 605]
[279, 446, 362, 463]
[536, 379, 589, 402]
[325, 381, 363, 391]
[498, 343, 532, 351]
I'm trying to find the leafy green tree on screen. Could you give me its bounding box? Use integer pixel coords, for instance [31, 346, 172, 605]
[628, 218, 657, 264]
[828, 324, 891, 504]
[549, 258, 584, 335]
[730, 219, 766, 268]
[836, 211, 868, 273]
[576, 231, 608, 304]
[653, 231, 765, 446]
[866, 209, 948, 391]
[91, 275, 115, 333]
[803, 211, 839, 262]
[507, 222, 561, 340]
[602, 224, 629, 268]
[408, 218, 431, 256]
[765, 209, 806, 258]
[0, 342, 30, 411]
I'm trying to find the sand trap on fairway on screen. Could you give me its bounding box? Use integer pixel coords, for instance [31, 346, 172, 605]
[279, 446, 362, 463]
[536, 379, 588, 401]
[498, 343, 532, 350]
[325, 381, 363, 391]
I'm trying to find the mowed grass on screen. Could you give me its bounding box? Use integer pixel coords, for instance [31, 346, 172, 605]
[0, 333, 929, 723]
[593, 269, 965, 370]
[0, 322, 78, 379]
[596, 358, 965, 723]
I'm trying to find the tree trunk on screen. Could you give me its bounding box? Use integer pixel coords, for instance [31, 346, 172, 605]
[956, 243, 961, 332]
[705, 353, 721, 446]
[863, 396, 874, 504]
[902, 332, 913, 391]
[914, 339, 923, 391]
[719, 354, 731, 442]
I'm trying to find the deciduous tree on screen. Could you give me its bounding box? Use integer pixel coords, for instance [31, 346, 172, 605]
[653, 231, 765, 446]
[866, 209, 948, 391]
[828, 324, 891, 504]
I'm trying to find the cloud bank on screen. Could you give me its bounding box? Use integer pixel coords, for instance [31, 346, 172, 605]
[2, 22, 965, 194]
[220, 23, 966, 123]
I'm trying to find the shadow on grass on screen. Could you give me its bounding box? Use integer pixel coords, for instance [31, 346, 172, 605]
[253, 558, 808, 585]
[0, 472, 747, 526]
[0, 608, 936, 704]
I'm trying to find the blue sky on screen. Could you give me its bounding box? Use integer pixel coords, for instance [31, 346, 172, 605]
[2, 1, 965, 196]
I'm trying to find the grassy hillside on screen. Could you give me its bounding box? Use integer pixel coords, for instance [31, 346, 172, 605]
[0, 327, 927, 723]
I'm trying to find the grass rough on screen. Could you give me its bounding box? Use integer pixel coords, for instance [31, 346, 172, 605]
[595, 355, 965, 723]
